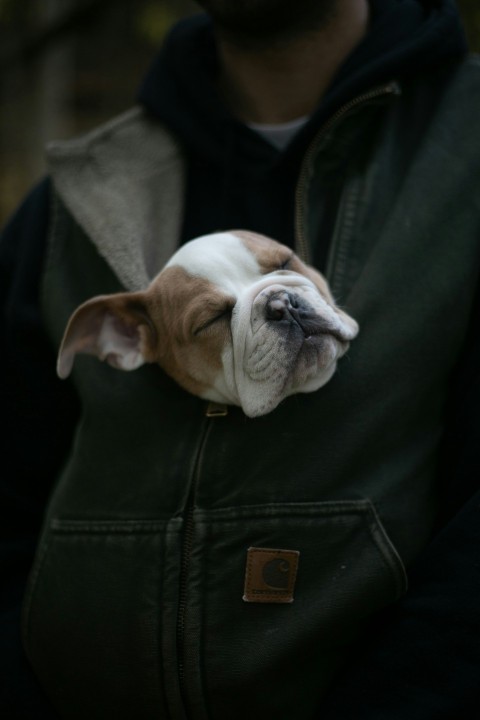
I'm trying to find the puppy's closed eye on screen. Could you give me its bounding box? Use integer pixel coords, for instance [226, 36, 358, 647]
[278, 253, 293, 271]
[263, 252, 294, 274]
[193, 305, 234, 336]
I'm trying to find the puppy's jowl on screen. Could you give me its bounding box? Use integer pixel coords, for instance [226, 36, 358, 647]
[57, 231, 359, 417]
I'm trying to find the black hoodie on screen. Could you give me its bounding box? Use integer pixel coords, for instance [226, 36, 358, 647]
[138, 0, 466, 252]
[0, 1, 472, 717]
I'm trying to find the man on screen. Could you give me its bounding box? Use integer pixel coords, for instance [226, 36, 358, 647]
[1, 0, 479, 717]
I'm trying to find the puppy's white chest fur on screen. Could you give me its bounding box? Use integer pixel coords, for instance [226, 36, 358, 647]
[57, 231, 359, 417]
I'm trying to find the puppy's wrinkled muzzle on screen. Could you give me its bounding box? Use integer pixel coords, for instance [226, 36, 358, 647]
[264, 290, 338, 339]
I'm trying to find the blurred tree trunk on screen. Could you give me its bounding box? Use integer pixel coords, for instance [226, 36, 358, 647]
[458, 0, 480, 51]
[37, 0, 75, 161]
[0, 0, 76, 222]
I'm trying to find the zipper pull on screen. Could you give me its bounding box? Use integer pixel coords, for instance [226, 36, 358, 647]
[205, 401, 228, 417]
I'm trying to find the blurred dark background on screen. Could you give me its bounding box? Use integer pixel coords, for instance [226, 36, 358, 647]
[0, 0, 479, 226]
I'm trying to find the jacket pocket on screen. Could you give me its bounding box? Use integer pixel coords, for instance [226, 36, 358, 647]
[22, 501, 407, 720]
[22, 518, 179, 720]
[181, 499, 407, 720]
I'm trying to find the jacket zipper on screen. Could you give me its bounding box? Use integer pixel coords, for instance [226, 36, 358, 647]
[174, 83, 399, 715]
[176, 411, 219, 717]
[294, 82, 401, 264]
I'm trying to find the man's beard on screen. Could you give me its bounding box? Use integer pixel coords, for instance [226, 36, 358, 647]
[195, 0, 338, 46]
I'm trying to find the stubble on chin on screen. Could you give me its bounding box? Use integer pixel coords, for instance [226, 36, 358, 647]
[195, 0, 338, 48]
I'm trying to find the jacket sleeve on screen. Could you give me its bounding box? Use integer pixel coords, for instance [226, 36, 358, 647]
[319, 284, 480, 720]
[0, 180, 80, 718]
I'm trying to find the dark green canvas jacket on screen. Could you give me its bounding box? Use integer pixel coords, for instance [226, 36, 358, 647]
[22, 58, 480, 719]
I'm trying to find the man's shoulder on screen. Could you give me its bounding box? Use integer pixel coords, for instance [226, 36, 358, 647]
[451, 53, 480, 81]
[401, 55, 480, 150]
[461, 53, 480, 73]
[432, 55, 480, 147]
[439, 54, 480, 105]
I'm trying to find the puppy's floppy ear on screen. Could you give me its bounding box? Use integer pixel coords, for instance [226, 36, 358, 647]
[57, 292, 155, 379]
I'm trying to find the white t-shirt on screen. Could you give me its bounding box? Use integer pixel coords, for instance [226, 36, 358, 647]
[248, 115, 310, 151]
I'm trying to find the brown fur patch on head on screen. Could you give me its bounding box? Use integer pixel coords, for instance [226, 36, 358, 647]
[232, 230, 291, 274]
[142, 266, 235, 397]
[289, 258, 335, 304]
[231, 229, 334, 303]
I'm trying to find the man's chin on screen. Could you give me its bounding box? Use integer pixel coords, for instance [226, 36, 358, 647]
[196, 0, 337, 46]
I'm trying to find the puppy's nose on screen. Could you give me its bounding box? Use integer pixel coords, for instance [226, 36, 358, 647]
[265, 291, 298, 321]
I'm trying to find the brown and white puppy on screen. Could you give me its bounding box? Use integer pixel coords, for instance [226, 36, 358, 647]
[57, 231, 358, 417]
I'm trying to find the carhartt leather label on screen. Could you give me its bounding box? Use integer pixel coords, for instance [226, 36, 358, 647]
[243, 547, 300, 604]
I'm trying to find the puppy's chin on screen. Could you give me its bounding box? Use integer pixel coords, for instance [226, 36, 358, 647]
[288, 332, 349, 390]
[197, 333, 349, 418]
[239, 335, 348, 417]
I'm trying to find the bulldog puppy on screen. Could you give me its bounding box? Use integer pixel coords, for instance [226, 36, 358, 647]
[57, 231, 359, 417]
